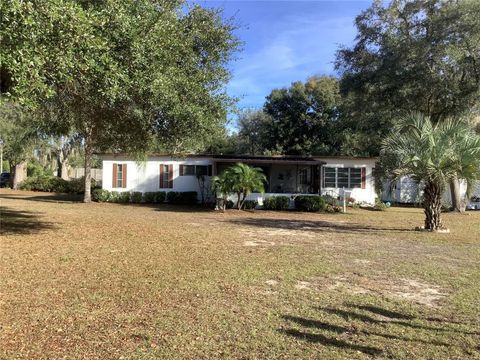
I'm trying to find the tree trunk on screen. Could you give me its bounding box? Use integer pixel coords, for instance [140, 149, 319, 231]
[57, 151, 69, 180]
[83, 137, 93, 203]
[423, 180, 443, 231]
[449, 177, 466, 212]
[12, 161, 27, 189]
[236, 192, 242, 209]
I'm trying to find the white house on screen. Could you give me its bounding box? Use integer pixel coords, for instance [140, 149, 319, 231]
[99, 154, 378, 204]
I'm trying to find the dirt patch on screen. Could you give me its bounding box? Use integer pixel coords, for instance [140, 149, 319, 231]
[243, 240, 275, 247]
[265, 280, 279, 286]
[296, 274, 448, 307]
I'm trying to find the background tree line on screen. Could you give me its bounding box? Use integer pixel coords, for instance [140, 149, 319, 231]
[219, 0, 479, 158]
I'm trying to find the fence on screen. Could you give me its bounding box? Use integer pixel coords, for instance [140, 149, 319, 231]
[68, 168, 102, 182]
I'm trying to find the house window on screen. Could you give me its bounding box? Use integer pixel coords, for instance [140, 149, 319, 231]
[323, 167, 365, 189]
[116, 165, 123, 188]
[112, 163, 127, 188]
[183, 165, 195, 176]
[324, 167, 337, 188]
[180, 164, 212, 177]
[162, 165, 170, 187]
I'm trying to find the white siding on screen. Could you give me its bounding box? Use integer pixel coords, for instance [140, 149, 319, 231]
[102, 157, 213, 196]
[317, 158, 377, 204]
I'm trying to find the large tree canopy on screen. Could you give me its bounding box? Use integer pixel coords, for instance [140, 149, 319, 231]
[1, 0, 240, 201]
[336, 0, 480, 155]
[262, 75, 341, 155]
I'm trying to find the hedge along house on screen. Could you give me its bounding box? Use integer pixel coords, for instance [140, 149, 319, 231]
[99, 154, 377, 204]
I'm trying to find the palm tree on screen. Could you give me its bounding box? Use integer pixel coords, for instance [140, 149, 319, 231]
[211, 172, 234, 212]
[225, 163, 267, 210]
[380, 113, 480, 232]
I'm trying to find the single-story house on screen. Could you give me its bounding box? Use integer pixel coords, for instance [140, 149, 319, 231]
[99, 154, 378, 205]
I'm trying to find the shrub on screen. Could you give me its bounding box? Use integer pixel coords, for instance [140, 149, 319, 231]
[326, 204, 343, 213]
[263, 196, 289, 210]
[294, 195, 326, 212]
[130, 192, 143, 203]
[322, 195, 339, 206]
[117, 191, 131, 203]
[68, 177, 96, 194]
[19, 176, 70, 193]
[167, 191, 198, 205]
[154, 191, 166, 204]
[243, 200, 257, 210]
[92, 189, 110, 202]
[373, 200, 388, 211]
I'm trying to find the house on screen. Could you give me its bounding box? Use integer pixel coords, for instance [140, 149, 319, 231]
[382, 176, 480, 209]
[99, 154, 378, 204]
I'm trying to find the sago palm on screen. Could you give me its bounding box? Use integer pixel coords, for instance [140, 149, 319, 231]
[380, 113, 480, 231]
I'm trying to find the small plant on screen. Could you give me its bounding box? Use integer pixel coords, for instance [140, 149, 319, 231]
[294, 195, 326, 212]
[109, 191, 119, 202]
[130, 192, 143, 203]
[92, 189, 110, 202]
[117, 191, 131, 203]
[322, 195, 339, 206]
[373, 199, 388, 211]
[263, 196, 289, 210]
[243, 200, 257, 210]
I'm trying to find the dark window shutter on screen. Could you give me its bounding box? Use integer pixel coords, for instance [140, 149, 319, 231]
[207, 165, 212, 176]
[112, 163, 117, 188]
[361, 167, 366, 189]
[159, 164, 164, 188]
[168, 164, 173, 188]
[179, 164, 184, 176]
[122, 164, 127, 188]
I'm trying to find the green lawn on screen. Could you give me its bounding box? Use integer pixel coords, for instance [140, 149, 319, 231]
[1, 189, 479, 359]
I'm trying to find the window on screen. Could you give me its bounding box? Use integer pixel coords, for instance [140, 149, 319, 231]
[116, 164, 124, 188]
[323, 167, 365, 189]
[350, 168, 362, 188]
[112, 163, 127, 188]
[159, 164, 173, 188]
[180, 164, 213, 177]
[324, 167, 336, 188]
[183, 165, 195, 176]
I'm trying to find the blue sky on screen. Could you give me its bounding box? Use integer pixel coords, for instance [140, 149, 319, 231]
[193, 0, 372, 112]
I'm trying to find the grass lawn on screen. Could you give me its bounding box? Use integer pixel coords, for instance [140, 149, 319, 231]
[1, 189, 479, 359]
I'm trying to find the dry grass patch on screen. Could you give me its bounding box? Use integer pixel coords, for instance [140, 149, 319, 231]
[1, 189, 480, 359]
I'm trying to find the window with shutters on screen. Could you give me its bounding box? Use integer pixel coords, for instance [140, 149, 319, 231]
[323, 167, 365, 189]
[116, 164, 124, 188]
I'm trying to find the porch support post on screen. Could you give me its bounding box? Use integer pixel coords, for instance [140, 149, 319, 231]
[295, 164, 298, 193]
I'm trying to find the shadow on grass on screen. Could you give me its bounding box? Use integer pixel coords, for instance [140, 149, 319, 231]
[227, 217, 413, 234]
[0, 192, 83, 203]
[0, 206, 56, 235]
[279, 303, 479, 355]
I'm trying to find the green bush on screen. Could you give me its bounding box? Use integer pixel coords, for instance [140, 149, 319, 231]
[325, 204, 343, 213]
[109, 191, 119, 202]
[166, 191, 197, 205]
[130, 192, 143, 203]
[154, 191, 166, 203]
[294, 195, 326, 212]
[68, 177, 96, 194]
[92, 189, 110, 202]
[263, 196, 289, 210]
[373, 200, 388, 211]
[243, 200, 257, 210]
[144, 192, 156, 203]
[19, 176, 70, 193]
[27, 161, 47, 177]
[322, 195, 339, 206]
[117, 191, 131, 203]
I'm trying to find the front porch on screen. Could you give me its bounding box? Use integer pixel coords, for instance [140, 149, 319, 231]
[213, 155, 324, 195]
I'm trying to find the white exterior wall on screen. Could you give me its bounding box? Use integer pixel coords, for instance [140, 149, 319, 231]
[101, 156, 377, 205]
[102, 157, 213, 197]
[318, 158, 377, 204]
[382, 176, 479, 206]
